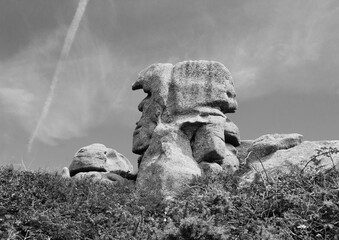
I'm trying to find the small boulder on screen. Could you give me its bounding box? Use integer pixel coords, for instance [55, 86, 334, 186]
[61, 167, 70, 178]
[65, 143, 134, 184]
[222, 144, 239, 173]
[69, 143, 133, 177]
[199, 162, 223, 175]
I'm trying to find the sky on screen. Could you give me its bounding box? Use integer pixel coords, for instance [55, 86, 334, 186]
[0, 0, 338, 172]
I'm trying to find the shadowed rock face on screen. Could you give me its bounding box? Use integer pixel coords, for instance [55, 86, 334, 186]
[132, 63, 173, 154]
[132, 60, 240, 198]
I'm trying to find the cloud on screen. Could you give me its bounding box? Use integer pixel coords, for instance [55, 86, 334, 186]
[1, 0, 338, 149]
[85, 0, 339, 101]
[0, 88, 35, 117]
[93, 0, 338, 100]
[0, 13, 130, 146]
[219, 0, 339, 99]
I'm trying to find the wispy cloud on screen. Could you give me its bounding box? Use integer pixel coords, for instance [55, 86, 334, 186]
[0, 16, 129, 146]
[1, 0, 338, 149]
[27, 0, 90, 152]
[222, 0, 339, 99]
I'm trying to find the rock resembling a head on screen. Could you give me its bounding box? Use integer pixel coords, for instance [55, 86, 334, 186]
[132, 60, 238, 157]
[132, 63, 173, 154]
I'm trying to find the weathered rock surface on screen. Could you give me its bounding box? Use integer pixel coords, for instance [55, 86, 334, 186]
[132, 60, 238, 119]
[169, 61, 238, 114]
[136, 124, 201, 198]
[192, 122, 227, 164]
[199, 162, 223, 175]
[61, 167, 70, 178]
[73, 171, 126, 184]
[237, 133, 303, 164]
[240, 140, 339, 187]
[222, 145, 240, 173]
[69, 143, 133, 177]
[62, 58, 339, 202]
[63, 143, 134, 184]
[132, 60, 240, 197]
[224, 118, 240, 147]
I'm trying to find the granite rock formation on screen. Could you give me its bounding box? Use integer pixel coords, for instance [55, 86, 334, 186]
[132, 60, 240, 198]
[237, 135, 339, 187]
[61, 60, 339, 200]
[237, 133, 303, 164]
[62, 143, 134, 184]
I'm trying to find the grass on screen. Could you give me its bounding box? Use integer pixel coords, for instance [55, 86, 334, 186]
[0, 162, 339, 239]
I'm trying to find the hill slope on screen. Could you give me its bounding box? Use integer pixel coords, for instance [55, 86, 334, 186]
[0, 165, 338, 239]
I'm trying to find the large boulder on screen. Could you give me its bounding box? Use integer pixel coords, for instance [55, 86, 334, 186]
[237, 133, 303, 164]
[132, 60, 240, 198]
[64, 143, 134, 184]
[132, 60, 238, 119]
[169, 60, 238, 114]
[136, 124, 201, 199]
[240, 140, 339, 187]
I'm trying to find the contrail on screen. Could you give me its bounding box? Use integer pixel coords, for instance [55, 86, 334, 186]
[27, 0, 90, 153]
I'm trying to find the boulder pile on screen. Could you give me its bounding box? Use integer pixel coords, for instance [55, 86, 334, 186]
[61, 60, 339, 200]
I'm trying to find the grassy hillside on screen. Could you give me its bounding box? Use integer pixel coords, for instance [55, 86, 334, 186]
[0, 165, 338, 239]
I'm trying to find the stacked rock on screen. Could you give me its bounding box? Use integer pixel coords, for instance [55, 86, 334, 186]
[132, 60, 240, 197]
[61, 143, 134, 184]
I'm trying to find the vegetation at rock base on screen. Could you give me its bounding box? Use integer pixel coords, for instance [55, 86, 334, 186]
[0, 161, 339, 239]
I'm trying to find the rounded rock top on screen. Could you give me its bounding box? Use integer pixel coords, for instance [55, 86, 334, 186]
[69, 143, 133, 177]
